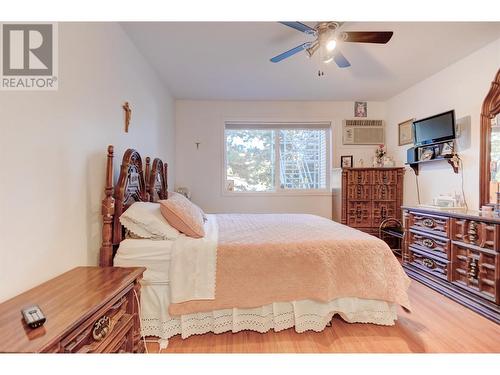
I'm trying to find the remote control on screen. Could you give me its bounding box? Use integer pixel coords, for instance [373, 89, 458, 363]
[21, 305, 46, 328]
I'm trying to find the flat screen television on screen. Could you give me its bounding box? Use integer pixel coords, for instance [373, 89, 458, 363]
[413, 110, 456, 147]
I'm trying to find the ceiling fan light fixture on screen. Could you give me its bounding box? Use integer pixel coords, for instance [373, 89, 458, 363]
[326, 39, 337, 51]
[318, 25, 337, 63]
[271, 21, 392, 67]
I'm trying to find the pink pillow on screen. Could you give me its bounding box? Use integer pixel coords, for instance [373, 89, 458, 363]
[159, 193, 205, 238]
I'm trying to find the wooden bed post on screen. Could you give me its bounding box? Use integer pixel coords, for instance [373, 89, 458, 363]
[164, 163, 169, 192]
[145, 157, 151, 201]
[100, 145, 115, 267]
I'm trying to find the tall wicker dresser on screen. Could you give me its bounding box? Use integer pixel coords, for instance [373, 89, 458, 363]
[341, 167, 405, 236]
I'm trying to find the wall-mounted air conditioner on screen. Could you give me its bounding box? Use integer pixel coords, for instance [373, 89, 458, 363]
[342, 119, 385, 145]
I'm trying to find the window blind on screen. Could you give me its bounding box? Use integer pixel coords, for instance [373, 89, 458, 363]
[225, 121, 331, 130]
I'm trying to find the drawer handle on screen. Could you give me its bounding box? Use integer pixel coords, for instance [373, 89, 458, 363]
[422, 238, 435, 248]
[468, 258, 479, 282]
[422, 258, 435, 269]
[422, 218, 435, 228]
[379, 185, 387, 199]
[92, 316, 111, 341]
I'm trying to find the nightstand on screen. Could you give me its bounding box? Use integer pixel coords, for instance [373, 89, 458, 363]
[0, 266, 145, 353]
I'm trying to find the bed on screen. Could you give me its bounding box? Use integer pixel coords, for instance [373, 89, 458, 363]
[100, 146, 411, 346]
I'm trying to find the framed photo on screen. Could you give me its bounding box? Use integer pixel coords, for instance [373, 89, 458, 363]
[341, 155, 353, 168]
[398, 118, 414, 146]
[354, 101, 367, 117]
[420, 148, 434, 161]
[441, 141, 454, 156]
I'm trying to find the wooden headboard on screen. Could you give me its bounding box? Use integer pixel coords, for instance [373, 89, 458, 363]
[99, 145, 169, 267]
[145, 157, 168, 201]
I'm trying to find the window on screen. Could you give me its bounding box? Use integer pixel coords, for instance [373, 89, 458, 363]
[225, 122, 330, 193]
[225, 129, 275, 192]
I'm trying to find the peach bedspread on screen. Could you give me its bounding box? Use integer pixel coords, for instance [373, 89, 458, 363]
[169, 214, 411, 316]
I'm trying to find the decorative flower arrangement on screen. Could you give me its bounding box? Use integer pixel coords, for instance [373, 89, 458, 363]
[375, 144, 386, 166]
[375, 144, 386, 159]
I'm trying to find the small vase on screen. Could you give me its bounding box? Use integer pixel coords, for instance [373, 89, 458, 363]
[375, 158, 383, 167]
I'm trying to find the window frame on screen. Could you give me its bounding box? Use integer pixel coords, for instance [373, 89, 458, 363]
[222, 121, 332, 196]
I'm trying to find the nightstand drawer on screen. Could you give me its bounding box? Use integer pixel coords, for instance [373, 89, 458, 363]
[105, 322, 134, 353]
[61, 287, 132, 353]
[82, 315, 134, 353]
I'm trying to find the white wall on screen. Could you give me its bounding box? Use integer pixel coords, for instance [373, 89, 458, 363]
[386, 38, 500, 210]
[175, 100, 386, 219]
[0, 23, 175, 302]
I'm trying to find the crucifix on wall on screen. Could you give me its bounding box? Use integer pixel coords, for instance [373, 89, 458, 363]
[123, 101, 132, 133]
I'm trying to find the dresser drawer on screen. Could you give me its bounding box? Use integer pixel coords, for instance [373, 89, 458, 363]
[347, 201, 372, 227]
[451, 218, 499, 252]
[372, 184, 397, 201]
[347, 184, 372, 201]
[409, 212, 450, 237]
[372, 201, 397, 228]
[373, 169, 398, 185]
[60, 286, 133, 353]
[347, 170, 372, 185]
[408, 246, 450, 281]
[408, 229, 450, 260]
[451, 243, 498, 303]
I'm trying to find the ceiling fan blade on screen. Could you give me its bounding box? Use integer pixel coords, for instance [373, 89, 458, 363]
[333, 50, 351, 68]
[279, 22, 316, 35]
[343, 31, 393, 44]
[270, 42, 311, 63]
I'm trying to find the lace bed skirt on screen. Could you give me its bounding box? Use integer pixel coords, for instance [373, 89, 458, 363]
[139, 283, 399, 342]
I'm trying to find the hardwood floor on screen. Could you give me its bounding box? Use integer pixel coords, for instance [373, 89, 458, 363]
[146, 281, 500, 353]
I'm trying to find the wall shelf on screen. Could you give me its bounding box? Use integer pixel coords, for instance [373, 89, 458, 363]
[405, 155, 459, 175]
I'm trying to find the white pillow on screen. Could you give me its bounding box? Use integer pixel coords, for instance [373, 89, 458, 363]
[119, 202, 180, 240]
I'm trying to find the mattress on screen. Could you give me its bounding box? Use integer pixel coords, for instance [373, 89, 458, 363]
[114, 239, 173, 283]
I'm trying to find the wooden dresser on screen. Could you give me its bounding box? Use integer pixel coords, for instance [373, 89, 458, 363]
[403, 206, 500, 323]
[0, 267, 145, 353]
[341, 167, 405, 236]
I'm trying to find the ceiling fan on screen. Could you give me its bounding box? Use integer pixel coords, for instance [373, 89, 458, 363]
[270, 22, 393, 68]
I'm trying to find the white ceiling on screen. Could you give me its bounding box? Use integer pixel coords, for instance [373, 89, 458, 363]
[122, 22, 500, 101]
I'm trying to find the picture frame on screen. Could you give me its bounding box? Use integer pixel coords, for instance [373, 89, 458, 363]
[398, 118, 414, 146]
[341, 155, 353, 168]
[420, 148, 434, 161]
[441, 141, 454, 156]
[354, 101, 367, 117]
